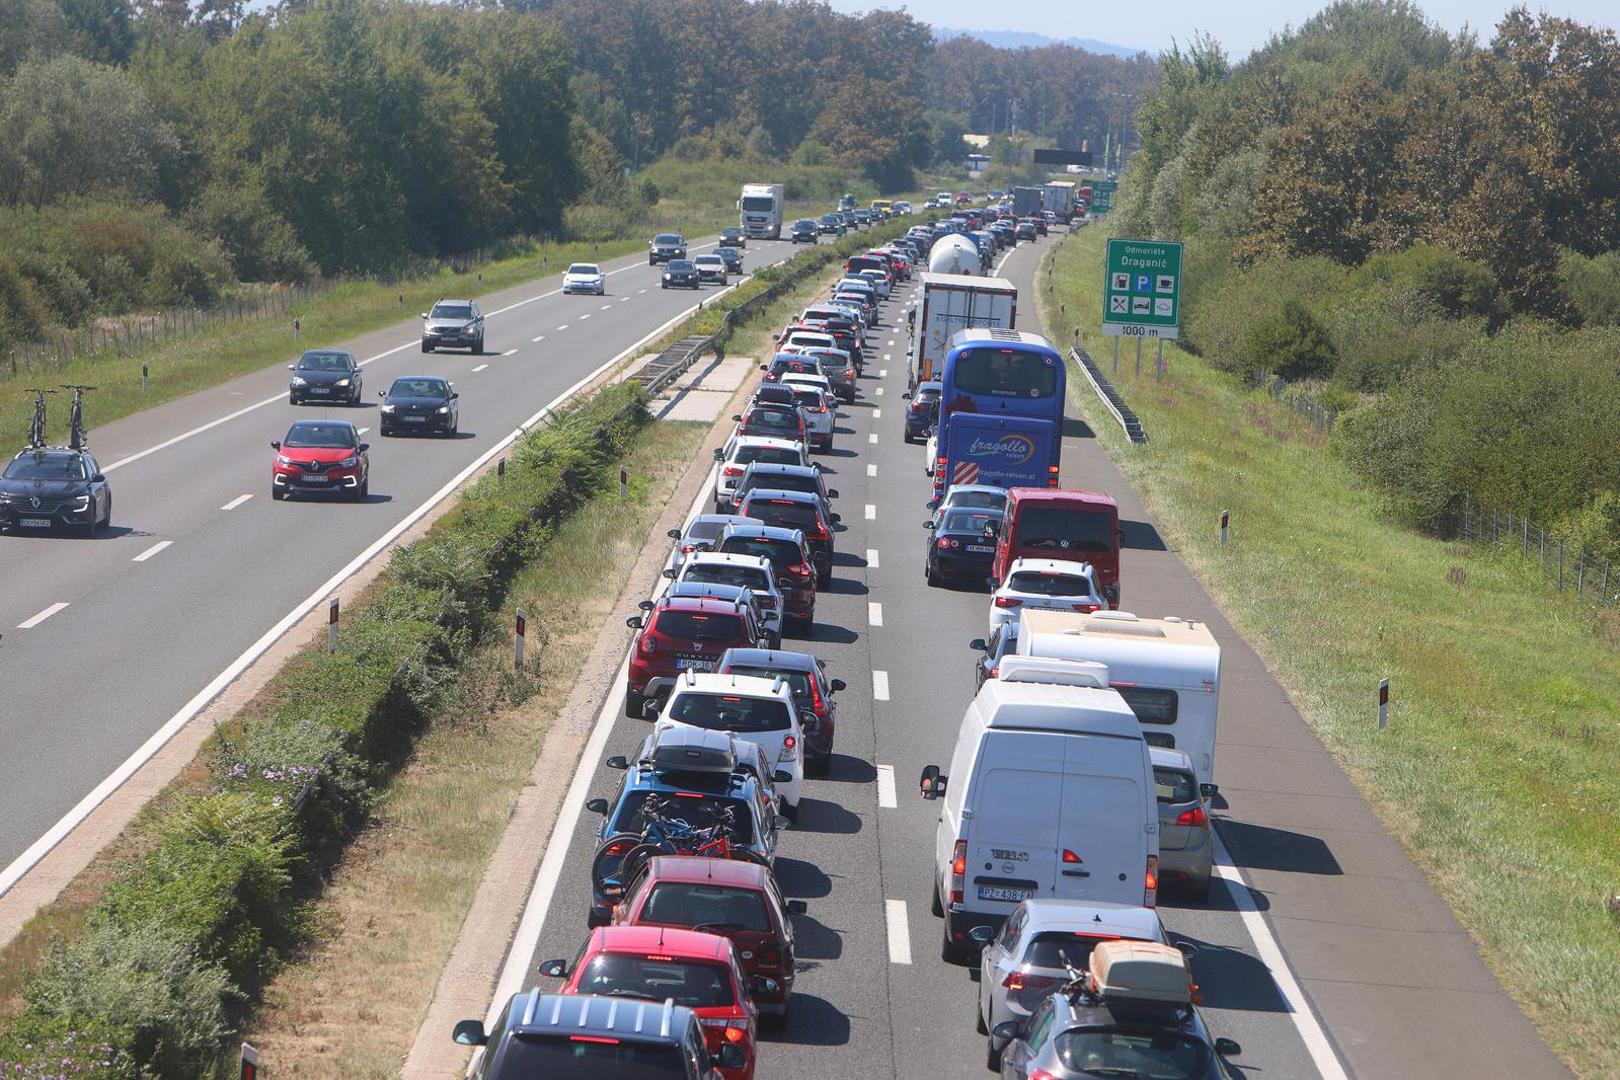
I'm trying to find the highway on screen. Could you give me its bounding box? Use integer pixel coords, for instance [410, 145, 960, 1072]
[0, 237, 803, 881]
[505, 230, 1568, 1079]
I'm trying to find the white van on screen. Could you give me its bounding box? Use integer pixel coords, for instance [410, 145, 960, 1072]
[1016, 610, 1221, 784]
[919, 657, 1158, 963]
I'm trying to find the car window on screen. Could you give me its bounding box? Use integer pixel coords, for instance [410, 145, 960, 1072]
[1022, 931, 1119, 970]
[390, 378, 446, 397]
[655, 234, 682, 244]
[430, 303, 473, 320]
[1008, 571, 1091, 597]
[743, 499, 819, 531]
[4, 454, 87, 480]
[668, 260, 695, 271]
[686, 520, 731, 543]
[497, 1032, 691, 1078]
[1015, 506, 1114, 553]
[283, 423, 357, 449]
[576, 954, 735, 1009]
[683, 564, 770, 591]
[724, 665, 812, 700]
[612, 791, 753, 845]
[642, 882, 772, 932]
[567, 263, 600, 275]
[667, 692, 791, 733]
[733, 446, 802, 468]
[718, 536, 802, 570]
[1116, 687, 1178, 726]
[949, 491, 1005, 512]
[1154, 766, 1198, 804]
[1025, 999, 1057, 1050]
[943, 510, 1000, 534]
[1054, 1030, 1212, 1078]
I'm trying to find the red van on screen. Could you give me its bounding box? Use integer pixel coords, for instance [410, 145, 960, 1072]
[991, 487, 1122, 607]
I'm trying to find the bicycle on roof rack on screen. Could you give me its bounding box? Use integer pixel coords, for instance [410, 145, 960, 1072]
[590, 795, 763, 907]
[24, 388, 56, 449]
[60, 384, 96, 450]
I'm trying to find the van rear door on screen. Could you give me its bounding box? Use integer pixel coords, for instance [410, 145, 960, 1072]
[1052, 735, 1152, 905]
[965, 732, 1064, 912]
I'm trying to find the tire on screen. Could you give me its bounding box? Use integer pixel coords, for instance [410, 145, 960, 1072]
[930, 872, 944, 917]
[474, 335, 484, 354]
[661, 282, 668, 289]
[271, 484, 284, 501]
[926, 560, 940, 587]
[447, 417, 458, 437]
[354, 477, 368, 501]
[625, 687, 647, 719]
[616, 843, 663, 894]
[976, 999, 988, 1035]
[289, 394, 299, 406]
[590, 834, 650, 910]
[421, 341, 433, 353]
[985, 1039, 1001, 1072]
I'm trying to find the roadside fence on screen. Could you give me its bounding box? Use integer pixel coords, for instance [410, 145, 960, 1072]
[1251, 371, 1338, 432]
[1450, 494, 1620, 607]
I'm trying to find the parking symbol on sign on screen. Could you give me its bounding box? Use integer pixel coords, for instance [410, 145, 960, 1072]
[1134, 274, 1152, 293]
[1156, 275, 1176, 293]
[1111, 272, 1130, 291]
[1131, 297, 1152, 315]
[1154, 298, 1174, 317]
[1109, 296, 1130, 314]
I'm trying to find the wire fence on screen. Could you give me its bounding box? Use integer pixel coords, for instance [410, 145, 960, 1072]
[1451, 494, 1620, 608]
[1251, 371, 1338, 432]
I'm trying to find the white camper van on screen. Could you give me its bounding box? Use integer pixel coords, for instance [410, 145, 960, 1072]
[1015, 610, 1221, 784]
[919, 657, 1158, 963]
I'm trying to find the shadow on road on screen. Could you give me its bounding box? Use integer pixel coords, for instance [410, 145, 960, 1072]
[774, 856, 834, 899]
[819, 577, 868, 597]
[788, 911, 844, 962]
[1169, 934, 1292, 1014]
[1119, 517, 1168, 552]
[1063, 416, 1095, 440]
[1218, 819, 1343, 876]
[792, 797, 862, 836]
[821, 754, 876, 784]
[765, 993, 852, 1046]
[804, 622, 859, 645]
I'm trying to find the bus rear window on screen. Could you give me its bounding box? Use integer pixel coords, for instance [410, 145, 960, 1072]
[952, 348, 1060, 398]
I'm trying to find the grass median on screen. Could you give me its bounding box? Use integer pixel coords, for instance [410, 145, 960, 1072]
[1040, 225, 1620, 1075]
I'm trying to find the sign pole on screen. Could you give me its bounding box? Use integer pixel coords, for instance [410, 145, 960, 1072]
[326, 596, 339, 654]
[241, 1042, 260, 1080]
[1134, 338, 1141, 377]
[1156, 339, 1165, 380]
[1111, 337, 1119, 373]
[619, 466, 629, 501]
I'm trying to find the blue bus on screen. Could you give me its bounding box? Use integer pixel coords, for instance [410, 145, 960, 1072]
[936, 328, 1066, 485]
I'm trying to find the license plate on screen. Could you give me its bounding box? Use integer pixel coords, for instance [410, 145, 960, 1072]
[19, 518, 50, 528]
[978, 884, 1034, 903]
[299, 475, 329, 484]
[676, 658, 716, 672]
[966, 545, 994, 554]
[309, 387, 330, 394]
[402, 416, 427, 423]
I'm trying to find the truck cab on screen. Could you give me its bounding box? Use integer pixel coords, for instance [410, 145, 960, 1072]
[738, 183, 785, 240]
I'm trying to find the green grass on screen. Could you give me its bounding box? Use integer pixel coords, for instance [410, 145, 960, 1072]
[1040, 225, 1620, 1076]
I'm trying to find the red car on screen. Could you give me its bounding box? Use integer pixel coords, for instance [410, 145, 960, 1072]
[614, 855, 806, 1021]
[270, 419, 370, 501]
[624, 596, 767, 718]
[540, 925, 760, 1080]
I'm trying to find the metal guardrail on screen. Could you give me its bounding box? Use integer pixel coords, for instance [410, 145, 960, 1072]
[633, 277, 792, 398]
[1070, 345, 1146, 443]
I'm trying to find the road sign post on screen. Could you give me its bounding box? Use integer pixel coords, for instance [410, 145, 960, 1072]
[1102, 239, 1183, 342]
[1378, 679, 1390, 731]
[514, 608, 527, 669]
[327, 596, 339, 654]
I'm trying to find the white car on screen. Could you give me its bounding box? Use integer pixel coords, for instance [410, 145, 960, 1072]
[657, 673, 805, 818]
[855, 268, 891, 299]
[713, 434, 810, 512]
[693, 253, 729, 284]
[563, 262, 605, 295]
[778, 380, 835, 449]
[989, 558, 1106, 633]
[781, 330, 836, 354]
[924, 429, 939, 476]
[670, 551, 785, 642]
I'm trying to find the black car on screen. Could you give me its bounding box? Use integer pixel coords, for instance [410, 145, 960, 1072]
[661, 259, 700, 288]
[420, 299, 484, 353]
[817, 214, 846, 236]
[0, 447, 111, 535]
[649, 233, 687, 264]
[790, 218, 819, 244]
[716, 245, 745, 274]
[736, 488, 838, 586]
[379, 376, 458, 437]
[924, 505, 1002, 586]
[903, 381, 942, 442]
[287, 349, 362, 405]
[850, 209, 872, 228]
[1015, 221, 1040, 241]
[721, 226, 747, 250]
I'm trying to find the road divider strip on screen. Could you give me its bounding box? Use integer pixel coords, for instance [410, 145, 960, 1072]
[876, 765, 897, 809]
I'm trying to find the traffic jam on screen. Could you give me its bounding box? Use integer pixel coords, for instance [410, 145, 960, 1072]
[455, 192, 1245, 1080]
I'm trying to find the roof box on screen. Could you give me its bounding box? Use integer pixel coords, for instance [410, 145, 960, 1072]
[997, 656, 1110, 688]
[644, 726, 736, 774]
[1087, 941, 1191, 1004]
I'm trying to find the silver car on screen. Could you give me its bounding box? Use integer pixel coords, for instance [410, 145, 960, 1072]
[1152, 746, 1216, 901]
[973, 899, 1168, 1070]
[663, 513, 762, 576]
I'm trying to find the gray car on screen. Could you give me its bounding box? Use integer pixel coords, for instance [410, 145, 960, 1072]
[420, 299, 483, 353]
[1152, 746, 1216, 901]
[287, 349, 362, 405]
[664, 513, 763, 576]
[648, 232, 687, 264]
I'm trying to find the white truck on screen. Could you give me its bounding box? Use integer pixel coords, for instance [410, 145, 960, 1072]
[738, 183, 785, 240]
[909, 272, 1018, 385]
[1044, 181, 1077, 220]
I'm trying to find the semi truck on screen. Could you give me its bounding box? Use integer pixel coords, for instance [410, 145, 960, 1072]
[1044, 181, 1077, 220]
[1012, 186, 1045, 217]
[738, 183, 785, 239]
[908, 273, 1017, 385]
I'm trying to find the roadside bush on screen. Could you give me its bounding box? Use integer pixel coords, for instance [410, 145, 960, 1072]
[1347, 244, 1504, 326]
[187, 179, 316, 285]
[1184, 253, 1347, 372]
[1246, 298, 1337, 379]
[0, 252, 47, 340]
[1550, 490, 1620, 567]
[1560, 248, 1620, 327]
[1322, 285, 1482, 391]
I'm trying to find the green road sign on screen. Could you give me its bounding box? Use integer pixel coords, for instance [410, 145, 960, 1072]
[1091, 180, 1117, 214]
[1102, 238, 1183, 339]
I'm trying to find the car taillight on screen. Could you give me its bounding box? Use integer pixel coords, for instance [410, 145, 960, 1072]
[949, 840, 966, 906]
[1176, 805, 1208, 827]
[639, 634, 658, 656]
[936, 537, 953, 550]
[843, 368, 854, 378]
[1048, 464, 1060, 488]
[681, 544, 696, 553]
[1002, 972, 1058, 993]
[789, 562, 811, 577]
[780, 734, 797, 761]
[1073, 602, 1102, 612]
[994, 596, 1022, 608]
[601, 838, 637, 858]
[934, 455, 946, 471]
[1145, 854, 1159, 908]
[723, 466, 743, 477]
[910, 402, 926, 413]
[1030, 1070, 1059, 1080]
[809, 678, 826, 714]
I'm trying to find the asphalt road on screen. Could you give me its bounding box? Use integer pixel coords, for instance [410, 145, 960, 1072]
[511, 230, 1567, 1079]
[0, 236, 808, 877]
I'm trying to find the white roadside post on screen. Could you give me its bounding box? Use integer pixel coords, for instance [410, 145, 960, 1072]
[515, 608, 528, 669]
[1220, 509, 1230, 545]
[240, 1042, 260, 1080]
[1378, 679, 1390, 731]
[326, 596, 339, 654]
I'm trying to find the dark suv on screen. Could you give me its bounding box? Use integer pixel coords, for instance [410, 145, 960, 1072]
[650, 233, 688, 264]
[420, 299, 483, 353]
[0, 447, 111, 535]
[790, 219, 819, 244]
[624, 595, 766, 718]
[714, 523, 817, 629]
[735, 489, 838, 587]
[454, 991, 743, 1079]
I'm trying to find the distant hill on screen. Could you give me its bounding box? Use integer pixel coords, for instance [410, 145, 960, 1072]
[933, 26, 1149, 58]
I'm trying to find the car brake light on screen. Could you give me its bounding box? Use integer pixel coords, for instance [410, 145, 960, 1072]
[994, 596, 1022, 608]
[1002, 972, 1058, 992]
[780, 734, 797, 761]
[949, 840, 966, 906]
[681, 544, 696, 554]
[646, 953, 676, 961]
[1030, 1070, 1059, 1080]
[843, 369, 855, 378]
[1073, 603, 1102, 612]
[572, 1035, 620, 1045]
[1048, 464, 1060, 488]
[723, 466, 743, 477]
[1145, 854, 1159, 908]
[809, 677, 825, 713]
[1176, 805, 1208, 827]
[936, 538, 953, 550]
[789, 562, 811, 577]
[602, 838, 637, 857]
[1061, 849, 1082, 864]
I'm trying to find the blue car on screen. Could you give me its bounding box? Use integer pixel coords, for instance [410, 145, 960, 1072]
[903, 380, 942, 443]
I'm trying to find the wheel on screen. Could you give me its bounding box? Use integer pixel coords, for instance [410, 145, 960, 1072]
[615, 843, 663, 893]
[587, 906, 610, 929]
[661, 282, 668, 289]
[930, 872, 944, 917]
[473, 335, 484, 354]
[353, 477, 368, 501]
[985, 1038, 1001, 1071]
[101, 496, 112, 532]
[289, 394, 299, 405]
[976, 999, 988, 1035]
[271, 484, 284, 501]
[421, 340, 434, 353]
[926, 560, 940, 586]
[447, 417, 458, 437]
[625, 688, 647, 719]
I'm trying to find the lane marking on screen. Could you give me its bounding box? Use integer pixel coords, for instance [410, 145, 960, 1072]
[357, 427, 369, 436]
[868, 601, 883, 626]
[17, 603, 68, 629]
[883, 353, 892, 362]
[471, 364, 489, 373]
[220, 493, 253, 511]
[502, 348, 518, 356]
[866, 548, 879, 568]
[600, 304, 613, 311]
[132, 540, 172, 563]
[875, 387, 884, 397]
[1212, 830, 1351, 1079]
[864, 503, 876, 520]
[876, 764, 897, 808]
[873, 408, 882, 419]
[579, 313, 591, 320]
[873, 670, 890, 701]
[556, 324, 569, 330]
[879, 368, 887, 378]
[869, 432, 878, 444]
[531, 335, 546, 343]
[638, 288, 648, 294]
[867, 463, 877, 477]
[885, 899, 912, 965]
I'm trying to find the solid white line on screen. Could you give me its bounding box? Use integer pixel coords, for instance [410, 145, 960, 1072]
[220, 493, 253, 511]
[471, 364, 489, 373]
[502, 348, 518, 356]
[868, 432, 878, 444]
[873, 669, 890, 701]
[1212, 830, 1350, 1079]
[867, 463, 877, 477]
[132, 540, 173, 563]
[864, 503, 876, 520]
[531, 335, 545, 343]
[17, 603, 68, 629]
[868, 602, 883, 626]
[885, 899, 912, 964]
[866, 548, 879, 568]
[876, 764, 897, 808]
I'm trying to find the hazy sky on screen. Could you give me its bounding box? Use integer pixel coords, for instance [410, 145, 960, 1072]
[828, 0, 1617, 57]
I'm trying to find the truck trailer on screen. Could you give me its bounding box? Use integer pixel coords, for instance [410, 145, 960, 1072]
[909, 273, 1018, 386]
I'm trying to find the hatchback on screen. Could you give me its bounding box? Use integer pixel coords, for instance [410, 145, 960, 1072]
[716, 246, 745, 274]
[783, 385, 835, 449]
[657, 673, 805, 819]
[1152, 747, 1216, 901]
[711, 436, 810, 512]
[903, 381, 942, 442]
[989, 559, 1106, 632]
[735, 489, 838, 587]
[925, 505, 1003, 586]
[714, 524, 817, 628]
[733, 402, 806, 445]
[270, 420, 369, 501]
[666, 514, 762, 576]
[716, 648, 844, 774]
[729, 462, 836, 521]
[694, 254, 729, 284]
[378, 376, 457, 437]
[669, 552, 786, 645]
[789, 219, 819, 243]
[624, 596, 766, 718]
[663, 259, 701, 288]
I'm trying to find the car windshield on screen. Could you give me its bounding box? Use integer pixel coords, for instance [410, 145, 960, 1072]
[724, 665, 812, 701]
[4, 454, 87, 481]
[1008, 571, 1090, 597]
[297, 351, 351, 371]
[389, 378, 447, 398]
[667, 691, 791, 733]
[820, 216, 838, 224]
[1155, 767, 1198, 804]
[567, 264, 600, 275]
[733, 446, 802, 467]
[943, 510, 1001, 534]
[1017, 506, 1115, 553]
[1054, 1028, 1212, 1078]
[741, 196, 775, 211]
[796, 220, 816, 228]
[576, 953, 736, 1009]
[667, 260, 695, 271]
[612, 790, 753, 844]
[651, 610, 745, 642]
[719, 536, 801, 570]
[1116, 687, 1177, 726]
[282, 423, 356, 449]
[655, 234, 682, 244]
[684, 564, 770, 591]
[641, 882, 772, 933]
[430, 303, 472, 319]
[695, 256, 721, 266]
[499, 1034, 688, 1079]
[745, 499, 819, 530]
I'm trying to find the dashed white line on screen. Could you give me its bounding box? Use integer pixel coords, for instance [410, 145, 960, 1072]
[556, 324, 570, 331]
[864, 503, 876, 520]
[502, 348, 518, 356]
[132, 541, 172, 563]
[867, 463, 877, 477]
[472, 364, 489, 372]
[869, 432, 878, 444]
[638, 288, 648, 294]
[875, 387, 884, 397]
[357, 427, 370, 436]
[873, 670, 890, 701]
[866, 548, 880, 568]
[883, 353, 892, 362]
[601, 304, 613, 311]
[885, 899, 912, 964]
[220, 493, 253, 511]
[578, 313, 591, 320]
[531, 335, 546, 343]
[879, 368, 888, 378]
[868, 602, 884, 626]
[17, 603, 68, 630]
[872, 409, 882, 419]
[876, 764, 897, 808]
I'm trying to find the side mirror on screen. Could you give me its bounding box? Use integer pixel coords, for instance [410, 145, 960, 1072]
[751, 975, 781, 998]
[378, 390, 387, 398]
[537, 958, 570, 978]
[451, 1019, 488, 1046]
[830, 678, 846, 692]
[91, 473, 106, 483]
[626, 615, 644, 629]
[638, 600, 656, 611]
[827, 488, 839, 499]
[585, 798, 610, 816]
[420, 312, 429, 319]
[902, 391, 912, 400]
[662, 568, 677, 579]
[1200, 783, 1219, 799]
[606, 755, 630, 770]
[970, 638, 988, 652]
[777, 578, 794, 589]
[286, 363, 295, 371]
[731, 414, 742, 422]
[772, 769, 793, 785]
[1215, 1038, 1242, 1057]
[774, 814, 791, 830]
[991, 1019, 1021, 1043]
[717, 1044, 748, 1070]
[786, 899, 808, 914]
[270, 441, 281, 450]
[830, 513, 841, 524]
[667, 528, 682, 539]
[923, 520, 936, 529]
[919, 765, 945, 799]
[358, 443, 370, 453]
[713, 448, 725, 460]
[968, 925, 994, 944]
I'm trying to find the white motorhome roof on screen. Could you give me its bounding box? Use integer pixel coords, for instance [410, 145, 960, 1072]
[1018, 610, 1220, 690]
[971, 678, 1142, 738]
